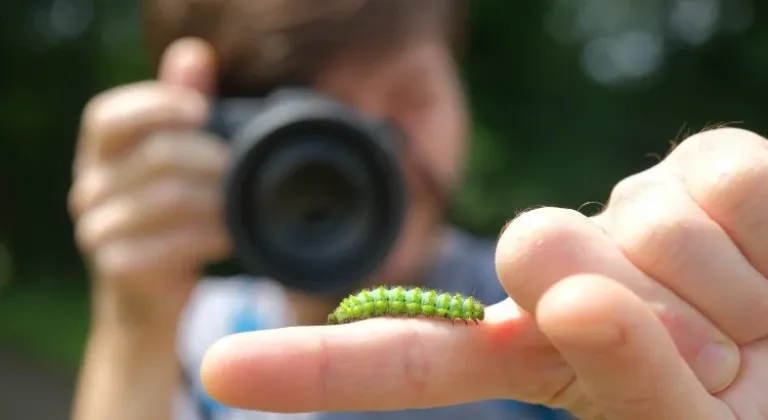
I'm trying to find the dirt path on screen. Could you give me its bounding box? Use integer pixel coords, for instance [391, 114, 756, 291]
[0, 347, 75, 420]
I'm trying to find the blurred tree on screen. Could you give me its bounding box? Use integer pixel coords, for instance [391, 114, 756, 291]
[1, 0, 102, 289]
[1, 0, 766, 287]
[453, 0, 768, 233]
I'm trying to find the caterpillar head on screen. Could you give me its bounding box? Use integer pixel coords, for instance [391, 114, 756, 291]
[327, 313, 339, 325]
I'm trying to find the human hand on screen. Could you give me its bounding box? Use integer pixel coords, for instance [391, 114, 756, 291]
[69, 38, 230, 329]
[198, 127, 768, 420]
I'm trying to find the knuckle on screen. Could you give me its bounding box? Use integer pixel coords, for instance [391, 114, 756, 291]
[607, 168, 665, 209]
[81, 91, 116, 138]
[74, 194, 145, 256]
[694, 146, 768, 216]
[93, 242, 141, 280]
[605, 184, 696, 269]
[660, 128, 768, 256]
[74, 204, 126, 255]
[68, 169, 109, 216]
[673, 127, 768, 159]
[608, 175, 643, 208]
[74, 217, 97, 253]
[67, 181, 85, 217]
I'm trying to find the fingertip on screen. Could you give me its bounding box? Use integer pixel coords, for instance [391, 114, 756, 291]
[199, 337, 225, 397]
[200, 334, 248, 403]
[199, 329, 325, 411]
[494, 207, 606, 315]
[158, 37, 218, 96]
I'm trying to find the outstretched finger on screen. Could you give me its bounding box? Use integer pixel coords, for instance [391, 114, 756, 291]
[200, 301, 570, 413]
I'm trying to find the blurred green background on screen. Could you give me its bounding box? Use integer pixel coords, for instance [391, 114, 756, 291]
[0, 0, 766, 418]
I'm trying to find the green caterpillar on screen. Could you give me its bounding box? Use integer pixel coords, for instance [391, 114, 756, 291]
[327, 286, 485, 325]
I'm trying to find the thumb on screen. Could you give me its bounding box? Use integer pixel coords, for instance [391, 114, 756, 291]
[158, 37, 217, 97]
[536, 274, 734, 420]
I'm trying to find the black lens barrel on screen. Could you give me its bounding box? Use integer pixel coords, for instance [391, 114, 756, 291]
[207, 89, 407, 295]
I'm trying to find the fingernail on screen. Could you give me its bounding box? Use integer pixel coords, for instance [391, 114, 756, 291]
[693, 341, 740, 393]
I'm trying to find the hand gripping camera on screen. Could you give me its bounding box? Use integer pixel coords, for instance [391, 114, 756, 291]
[206, 88, 407, 295]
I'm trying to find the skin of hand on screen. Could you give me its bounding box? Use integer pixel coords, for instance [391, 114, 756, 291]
[200, 127, 768, 420]
[69, 38, 230, 329]
[68, 39, 231, 420]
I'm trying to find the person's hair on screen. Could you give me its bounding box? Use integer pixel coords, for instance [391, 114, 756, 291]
[141, 0, 467, 96]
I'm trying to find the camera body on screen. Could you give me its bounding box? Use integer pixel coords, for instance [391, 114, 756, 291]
[206, 88, 407, 295]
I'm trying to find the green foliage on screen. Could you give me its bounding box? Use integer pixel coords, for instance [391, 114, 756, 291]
[3, 0, 767, 276]
[0, 279, 89, 369]
[1, 0, 768, 364]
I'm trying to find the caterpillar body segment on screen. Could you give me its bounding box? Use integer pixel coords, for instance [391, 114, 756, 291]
[327, 286, 485, 325]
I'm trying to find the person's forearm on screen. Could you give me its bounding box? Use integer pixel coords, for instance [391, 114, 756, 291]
[71, 298, 183, 420]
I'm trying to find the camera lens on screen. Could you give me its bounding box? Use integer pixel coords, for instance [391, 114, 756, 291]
[252, 135, 374, 264]
[217, 89, 406, 295]
[274, 162, 354, 229]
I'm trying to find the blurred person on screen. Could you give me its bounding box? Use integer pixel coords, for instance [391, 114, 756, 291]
[68, 1, 768, 420]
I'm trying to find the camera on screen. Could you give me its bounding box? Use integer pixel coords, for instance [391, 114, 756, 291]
[206, 88, 407, 295]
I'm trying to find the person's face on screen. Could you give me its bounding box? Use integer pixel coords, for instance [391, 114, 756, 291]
[314, 37, 469, 283]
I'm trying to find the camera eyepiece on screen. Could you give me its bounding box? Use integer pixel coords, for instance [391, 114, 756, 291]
[207, 89, 407, 295]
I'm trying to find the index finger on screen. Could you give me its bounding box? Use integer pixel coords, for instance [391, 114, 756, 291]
[77, 82, 208, 165]
[200, 301, 566, 413]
